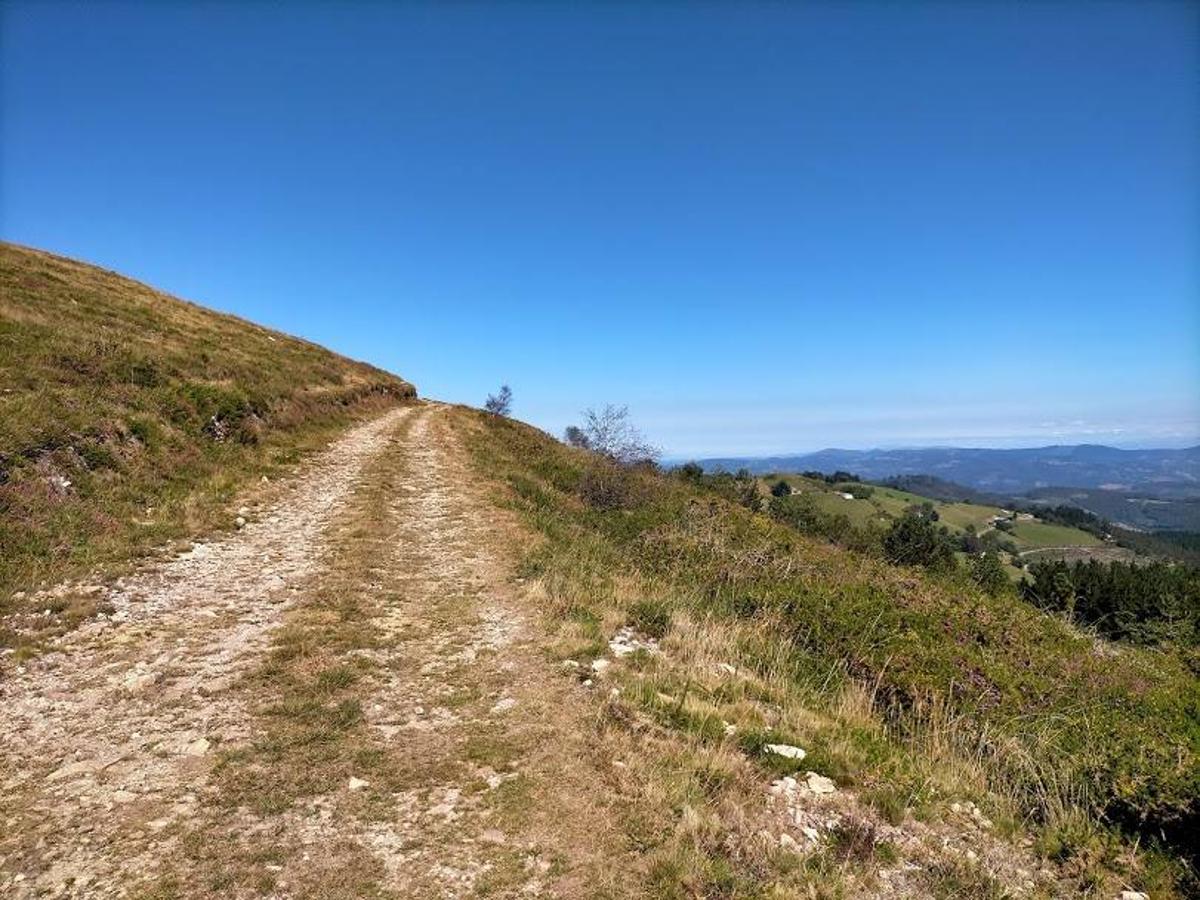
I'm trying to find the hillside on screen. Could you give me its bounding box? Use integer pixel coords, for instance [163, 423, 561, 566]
[0, 242, 414, 609]
[699, 444, 1200, 498]
[470, 415, 1200, 896]
[1026, 486, 1200, 532]
[762, 473, 1126, 571]
[1, 246, 1195, 897]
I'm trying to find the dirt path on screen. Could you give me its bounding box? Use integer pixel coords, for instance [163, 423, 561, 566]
[0, 406, 413, 895]
[0, 404, 627, 898]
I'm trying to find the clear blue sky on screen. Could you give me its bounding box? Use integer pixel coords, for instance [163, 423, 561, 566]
[3, 2, 1197, 456]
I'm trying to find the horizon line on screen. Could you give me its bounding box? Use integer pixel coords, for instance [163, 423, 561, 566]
[662, 440, 1200, 462]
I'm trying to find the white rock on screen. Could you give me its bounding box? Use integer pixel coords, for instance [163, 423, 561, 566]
[561, 659, 581, 670]
[235, 516, 246, 528]
[804, 772, 836, 795]
[608, 626, 660, 657]
[778, 832, 801, 852]
[1120, 893, 1149, 900]
[348, 776, 369, 791]
[802, 826, 820, 843]
[491, 697, 517, 714]
[769, 776, 799, 797]
[590, 658, 611, 674]
[184, 738, 210, 757]
[764, 743, 806, 761]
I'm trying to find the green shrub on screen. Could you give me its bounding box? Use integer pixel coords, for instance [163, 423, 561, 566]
[969, 551, 1012, 597]
[578, 459, 637, 510]
[883, 512, 957, 572]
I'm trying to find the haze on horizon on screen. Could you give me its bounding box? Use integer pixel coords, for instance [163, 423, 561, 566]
[2, 2, 1197, 458]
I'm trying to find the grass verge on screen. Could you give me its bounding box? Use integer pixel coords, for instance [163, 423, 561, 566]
[459, 410, 1199, 896]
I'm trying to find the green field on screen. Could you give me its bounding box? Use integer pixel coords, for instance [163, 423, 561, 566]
[765, 476, 1008, 536]
[803, 489, 885, 526]
[861, 484, 929, 514]
[1008, 519, 1105, 551]
[937, 501, 1007, 532]
[761, 472, 1111, 566]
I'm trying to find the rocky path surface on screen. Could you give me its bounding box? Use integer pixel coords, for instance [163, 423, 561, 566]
[0, 406, 413, 896]
[0, 404, 624, 898]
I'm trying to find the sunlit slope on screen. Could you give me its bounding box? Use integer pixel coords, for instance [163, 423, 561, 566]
[0, 242, 415, 594]
[461, 410, 1199, 890]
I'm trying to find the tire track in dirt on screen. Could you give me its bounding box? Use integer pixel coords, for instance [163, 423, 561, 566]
[153, 404, 631, 898]
[0, 405, 413, 897]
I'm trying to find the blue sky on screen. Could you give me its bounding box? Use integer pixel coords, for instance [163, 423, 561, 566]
[3, 2, 1197, 456]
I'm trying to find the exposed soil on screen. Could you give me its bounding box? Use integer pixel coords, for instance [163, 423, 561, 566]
[0, 404, 628, 898]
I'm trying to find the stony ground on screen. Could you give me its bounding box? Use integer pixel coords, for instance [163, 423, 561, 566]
[0, 404, 631, 898]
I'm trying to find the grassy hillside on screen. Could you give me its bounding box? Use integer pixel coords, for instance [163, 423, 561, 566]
[462, 412, 1199, 895]
[0, 243, 414, 610]
[767, 473, 1108, 565]
[1008, 520, 1104, 550]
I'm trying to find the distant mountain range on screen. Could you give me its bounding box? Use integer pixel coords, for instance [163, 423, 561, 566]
[696, 444, 1200, 499]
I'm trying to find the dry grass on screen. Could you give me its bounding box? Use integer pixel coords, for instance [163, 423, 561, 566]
[461, 409, 1196, 897]
[0, 241, 414, 642]
[138, 407, 662, 898]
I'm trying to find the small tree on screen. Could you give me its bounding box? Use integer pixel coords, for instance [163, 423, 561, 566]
[572, 404, 659, 465]
[904, 501, 940, 522]
[770, 479, 792, 498]
[563, 425, 591, 449]
[733, 470, 762, 512]
[883, 511, 956, 572]
[484, 384, 513, 416]
[970, 551, 1011, 597]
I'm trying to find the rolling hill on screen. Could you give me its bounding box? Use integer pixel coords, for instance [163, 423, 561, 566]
[0, 242, 415, 597]
[1025, 485, 1200, 531]
[699, 444, 1200, 497]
